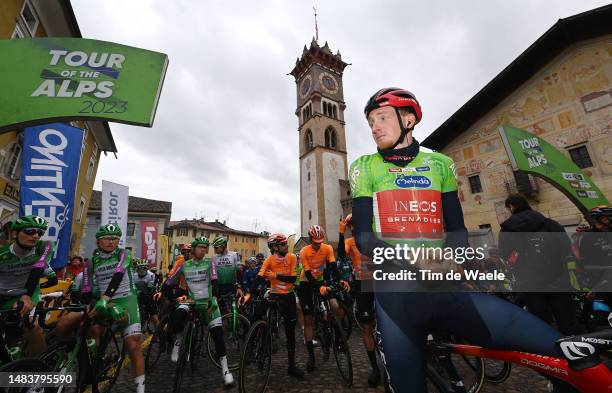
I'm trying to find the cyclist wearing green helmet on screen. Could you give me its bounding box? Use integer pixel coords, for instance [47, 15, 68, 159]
[211, 236, 243, 314]
[134, 258, 160, 331]
[81, 223, 146, 393]
[163, 236, 235, 387]
[0, 215, 55, 356]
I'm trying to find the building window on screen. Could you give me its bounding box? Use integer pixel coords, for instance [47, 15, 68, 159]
[308, 210, 312, 220]
[1, 142, 22, 180]
[20, 0, 39, 36]
[468, 175, 482, 194]
[86, 142, 99, 183]
[253, 238, 256, 244]
[235, 236, 238, 242]
[325, 127, 336, 148]
[252, 250, 256, 256]
[568, 146, 593, 169]
[307, 172, 310, 181]
[127, 223, 136, 237]
[178, 228, 188, 236]
[304, 130, 313, 150]
[11, 24, 25, 39]
[478, 224, 491, 229]
[77, 195, 86, 224]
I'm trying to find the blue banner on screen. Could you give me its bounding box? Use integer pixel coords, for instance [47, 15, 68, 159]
[20, 123, 84, 269]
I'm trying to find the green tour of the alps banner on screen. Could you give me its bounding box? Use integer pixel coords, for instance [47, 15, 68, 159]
[499, 124, 609, 213]
[0, 38, 168, 132]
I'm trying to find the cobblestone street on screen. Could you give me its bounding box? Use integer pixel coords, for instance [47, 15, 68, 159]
[113, 329, 554, 393]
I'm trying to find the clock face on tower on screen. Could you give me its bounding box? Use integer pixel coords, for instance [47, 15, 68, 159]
[299, 75, 312, 98]
[319, 72, 339, 95]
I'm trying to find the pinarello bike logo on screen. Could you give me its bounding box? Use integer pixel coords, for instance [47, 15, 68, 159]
[395, 175, 431, 188]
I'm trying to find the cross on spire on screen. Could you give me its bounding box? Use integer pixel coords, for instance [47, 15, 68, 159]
[313, 6, 319, 42]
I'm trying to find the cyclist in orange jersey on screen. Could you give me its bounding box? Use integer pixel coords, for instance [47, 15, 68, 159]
[242, 233, 304, 378]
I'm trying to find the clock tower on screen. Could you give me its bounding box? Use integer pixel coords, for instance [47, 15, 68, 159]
[290, 38, 349, 243]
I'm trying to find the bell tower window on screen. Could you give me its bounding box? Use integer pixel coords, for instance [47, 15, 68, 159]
[305, 129, 314, 150]
[325, 127, 337, 149]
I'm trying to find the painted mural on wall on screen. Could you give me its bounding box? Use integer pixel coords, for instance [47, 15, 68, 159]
[444, 39, 611, 226]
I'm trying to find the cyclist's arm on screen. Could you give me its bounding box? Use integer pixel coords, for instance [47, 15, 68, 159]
[23, 240, 54, 297]
[103, 250, 129, 298]
[441, 191, 469, 248]
[352, 197, 390, 258]
[43, 265, 58, 287]
[304, 270, 321, 289]
[337, 232, 347, 260]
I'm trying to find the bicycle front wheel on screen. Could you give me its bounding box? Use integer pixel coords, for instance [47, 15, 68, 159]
[173, 322, 192, 393]
[207, 312, 250, 371]
[92, 329, 125, 393]
[0, 358, 50, 393]
[146, 316, 169, 374]
[239, 320, 271, 393]
[330, 317, 353, 387]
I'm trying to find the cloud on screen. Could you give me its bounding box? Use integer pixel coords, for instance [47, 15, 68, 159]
[71, 0, 610, 236]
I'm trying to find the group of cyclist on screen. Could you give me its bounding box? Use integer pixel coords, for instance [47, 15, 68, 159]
[0, 86, 611, 393]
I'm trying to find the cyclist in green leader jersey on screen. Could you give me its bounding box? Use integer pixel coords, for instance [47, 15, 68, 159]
[350, 88, 571, 393]
[0, 215, 55, 357]
[83, 224, 146, 393]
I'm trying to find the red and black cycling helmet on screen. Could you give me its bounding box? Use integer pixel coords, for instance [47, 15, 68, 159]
[589, 205, 612, 219]
[365, 87, 422, 149]
[267, 233, 288, 250]
[364, 88, 422, 123]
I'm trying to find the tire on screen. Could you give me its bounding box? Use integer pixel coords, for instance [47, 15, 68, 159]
[145, 317, 169, 374]
[0, 358, 50, 393]
[426, 363, 451, 393]
[173, 322, 191, 393]
[239, 320, 271, 393]
[337, 302, 353, 340]
[40, 339, 86, 392]
[91, 329, 125, 393]
[483, 359, 511, 383]
[207, 312, 250, 371]
[430, 351, 484, 393]
[330, 316, 353, 387]
[314, 315, 332, 362]
[190, 323, 205, 373]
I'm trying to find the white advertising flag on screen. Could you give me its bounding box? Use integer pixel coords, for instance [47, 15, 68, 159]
[101, 180, 129, 248]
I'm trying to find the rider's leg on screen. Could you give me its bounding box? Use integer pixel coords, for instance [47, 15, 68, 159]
[277, 294, 304, 378]
[297, 282, 315, 370]
[204, 298, 234, 386]
[24, 323, 46, 357]
[50, 311, 83, 341]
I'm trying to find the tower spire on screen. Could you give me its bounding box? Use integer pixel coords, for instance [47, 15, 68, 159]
[313, 6, 319, 42]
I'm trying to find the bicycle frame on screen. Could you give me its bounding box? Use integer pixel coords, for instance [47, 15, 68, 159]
[441, 342, 612, 392]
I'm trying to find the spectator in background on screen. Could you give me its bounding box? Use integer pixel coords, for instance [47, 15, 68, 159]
[499, 194, 583, 334]
[64, 255, 84, 280]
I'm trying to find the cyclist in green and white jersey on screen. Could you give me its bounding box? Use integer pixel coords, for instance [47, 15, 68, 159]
[134, 258, 160, 329]
[82, 224, 146, 393]
[211, 236, 243, 313]
[163, 237, 235, 387]
[0, 215, 54, 356]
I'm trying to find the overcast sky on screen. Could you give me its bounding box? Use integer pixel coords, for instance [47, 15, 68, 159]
[72, 0, 609, 236]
